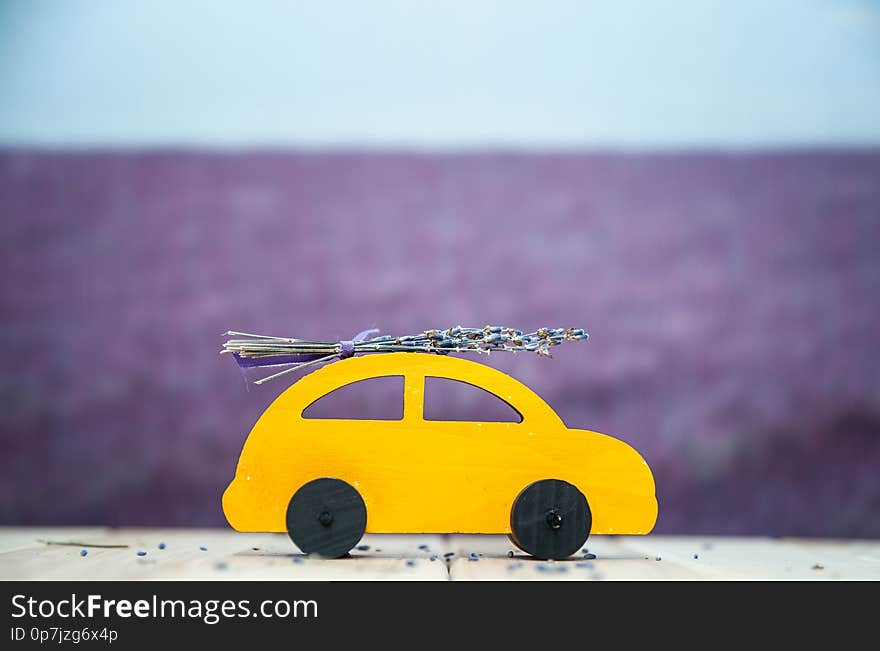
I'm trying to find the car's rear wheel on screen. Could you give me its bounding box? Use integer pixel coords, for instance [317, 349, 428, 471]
[286, 477, 367, 558]
[509, 478, 591, 560]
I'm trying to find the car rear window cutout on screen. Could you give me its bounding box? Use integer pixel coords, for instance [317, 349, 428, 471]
[302, 375, 405, 420]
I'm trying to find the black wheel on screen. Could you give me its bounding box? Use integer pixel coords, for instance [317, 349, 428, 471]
[286, 478, 367, 558]
[509, 479, 591, 560]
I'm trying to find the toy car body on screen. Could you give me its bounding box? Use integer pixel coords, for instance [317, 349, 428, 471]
[223, 352, 657, 558]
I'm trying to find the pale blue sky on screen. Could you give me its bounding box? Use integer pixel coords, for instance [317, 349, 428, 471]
[1, 0, 879, 148]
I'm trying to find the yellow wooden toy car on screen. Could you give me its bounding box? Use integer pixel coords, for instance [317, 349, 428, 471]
[223, 352, 657, 559]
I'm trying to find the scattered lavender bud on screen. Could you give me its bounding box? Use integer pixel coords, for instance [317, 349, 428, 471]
[199, 546, 207, 551]
[158, 543, 166, 550]
[356, 544, 370, 551]
[693, 553, 699, 559]
[655, 556, 662, 561]
[137, 551, 147, 557]
[583, 553, 597, 560]
[80, 550, 88, 557]
[429, 554, 438, 561]
[406, 560, 416, 567]
[418, 544, 429, 551]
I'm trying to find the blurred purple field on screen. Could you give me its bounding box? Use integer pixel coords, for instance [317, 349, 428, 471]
[1, 150, 878, 537]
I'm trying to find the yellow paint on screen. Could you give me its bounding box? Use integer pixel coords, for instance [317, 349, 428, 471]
[223, 353, 657, 535]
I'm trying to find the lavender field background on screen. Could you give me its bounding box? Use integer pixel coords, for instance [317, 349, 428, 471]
[1, 150, 879, 537]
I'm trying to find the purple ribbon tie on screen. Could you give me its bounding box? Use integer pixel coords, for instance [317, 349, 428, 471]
[338, 340, 355, 358]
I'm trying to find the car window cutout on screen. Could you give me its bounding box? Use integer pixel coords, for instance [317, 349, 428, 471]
[302, 376, 404, 420]
[423, 376, 523, 423]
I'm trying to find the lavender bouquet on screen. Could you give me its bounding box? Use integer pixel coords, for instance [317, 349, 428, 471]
[222, 325, 589, 385]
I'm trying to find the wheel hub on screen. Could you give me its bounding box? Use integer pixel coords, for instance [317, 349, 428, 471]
[545, 508, 563, 530]
[317, 510, 334, 527]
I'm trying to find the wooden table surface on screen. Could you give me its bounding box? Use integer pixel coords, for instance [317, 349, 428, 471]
[2, 528, 877, 581]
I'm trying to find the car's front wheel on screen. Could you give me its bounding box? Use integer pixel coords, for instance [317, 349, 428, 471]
[286, 477, 367, 558]
[509, 478, 591, 560]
